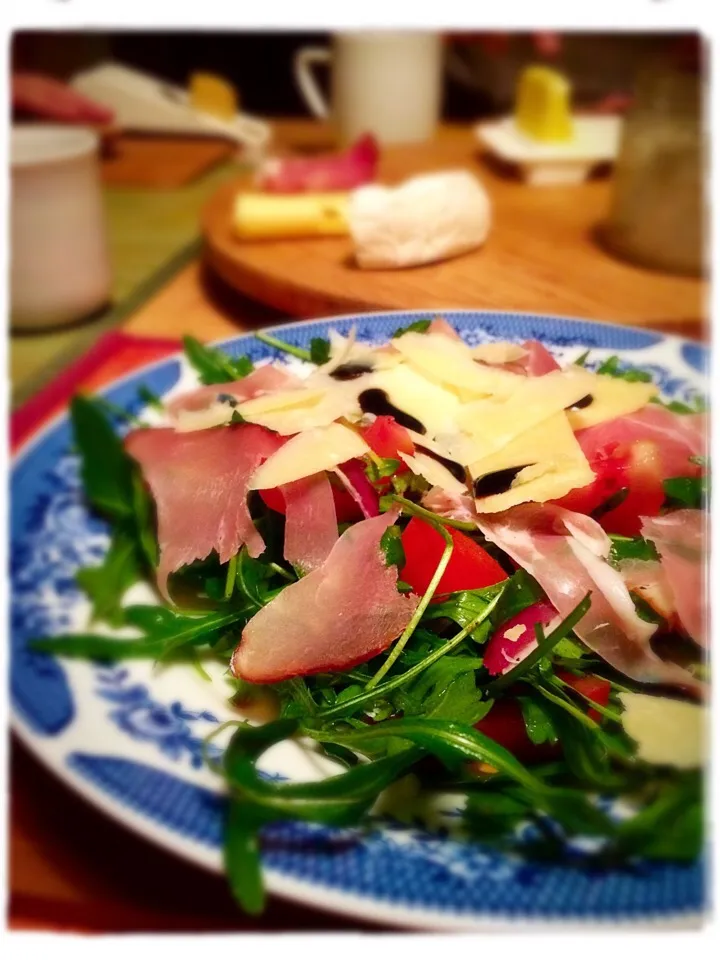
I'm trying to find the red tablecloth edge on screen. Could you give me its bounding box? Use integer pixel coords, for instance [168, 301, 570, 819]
[12, 330, 182, 453]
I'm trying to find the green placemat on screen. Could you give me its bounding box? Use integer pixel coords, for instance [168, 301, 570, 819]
[10, 161, 242, 408]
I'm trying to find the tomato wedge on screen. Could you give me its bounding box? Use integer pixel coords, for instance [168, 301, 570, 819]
[259, 477, 362, 523]
[360, 415, 415, 460]
[400, 517, 507, 598]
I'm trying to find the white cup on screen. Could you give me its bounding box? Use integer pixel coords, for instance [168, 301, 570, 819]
[11, 125, 112, 331]
[295, 31, 443, 146]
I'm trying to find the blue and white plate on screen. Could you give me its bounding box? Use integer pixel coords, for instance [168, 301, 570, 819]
[10, 311, 709, 930]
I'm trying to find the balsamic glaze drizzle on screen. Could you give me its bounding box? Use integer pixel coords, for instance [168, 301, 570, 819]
[358, 389, 427, 434]
[473, 464, 533, 499]
[330, 362, 374, 381]
[416, 445, 467, 483]
[217, 393, 239, 408]
[566, 393, 593, 411]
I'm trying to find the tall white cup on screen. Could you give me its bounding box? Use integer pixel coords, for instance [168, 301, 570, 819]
[11, 125, 112, 331]
[295, 31, 443, 145]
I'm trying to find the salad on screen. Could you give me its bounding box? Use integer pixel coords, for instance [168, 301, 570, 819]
[35, 317, 708, 914]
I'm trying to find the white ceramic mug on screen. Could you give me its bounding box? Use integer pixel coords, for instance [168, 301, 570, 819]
[295, 31, 443, 145]
[11, 125, 112, 330]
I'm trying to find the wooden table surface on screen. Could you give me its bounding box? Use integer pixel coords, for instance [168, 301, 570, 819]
[10, 119, 708, 936]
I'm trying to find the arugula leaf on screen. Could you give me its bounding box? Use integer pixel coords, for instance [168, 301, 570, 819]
[32, 604, 251, 660]
[492, 568, 544, 625]
[596, 355, 653, 383]
[422, 585, 502, 643]
[365, 457, 402, 484]
[183, 335, 253, 385]
[76, 527, 144, 626]
[137, 385, 164, 411]
[609, 535, 659, 564]
[663, 475, 709, 509]
[574, 349, 591, 367]
[518, 695, 558, 746]
[380, 525, 405, 569]
[254, 330, 312, 363]
[609, 772, 703, 862]
[394, 656, 486, 724]
[131, 470, 159, 567]
[309, 337, 331, 365]
[71, 396, 135, 520]
[650, 394, 708, 416]
[221, 718, 421, 912]
[392, 318, 431, 338]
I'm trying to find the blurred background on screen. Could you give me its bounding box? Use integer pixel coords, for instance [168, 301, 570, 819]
[8, 26, 709, 934]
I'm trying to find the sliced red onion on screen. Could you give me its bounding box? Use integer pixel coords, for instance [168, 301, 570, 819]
[484, 600, 557, 676]
[334, 458, 380, 518]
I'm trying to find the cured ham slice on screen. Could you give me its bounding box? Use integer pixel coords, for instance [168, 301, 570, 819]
[281, 472, 338, 575]
[428, 317, 463, 341]
[518, 340, 561, 376]
[617, 559, 675, 620]
[257, 133, 379, 193]
[641, 510, 707, 647]
[167, 365, 301, 417]
[125, 424, 284, 600]
[576, 406, 707, 475]
[475, 503, 702, 692]
[232, 510, 418, 683]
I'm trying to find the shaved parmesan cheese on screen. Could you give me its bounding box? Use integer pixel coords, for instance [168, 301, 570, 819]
[398, 451, 467, 495]
[250, 423, 369, 490]
[619, 693, 706, 769]
[350, 170, 491, 270]
[471, 342, 528, 364]
[457, 369, 595, 461]
[369, 364, 461, 439]
[564, 370, 658, 429]
[175, 402, 235, 432]
[472, 412, 594, 513]
[238, 385, 360, 436]
[392, 332, 522, 401]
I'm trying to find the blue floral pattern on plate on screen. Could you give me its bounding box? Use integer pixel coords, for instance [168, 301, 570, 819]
[11, 311, 709, 928]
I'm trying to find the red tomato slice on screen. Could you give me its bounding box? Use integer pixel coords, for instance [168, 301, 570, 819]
[259, 478, 362, 523]
[360, 416, 415, 460]
[555, 439, 667, 536]
[557, 670, 611, 722]
[400, 517, 507, 598]
[475, 701, 558, 762]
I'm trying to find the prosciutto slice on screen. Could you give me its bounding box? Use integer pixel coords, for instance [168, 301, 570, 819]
[475, 503, 702, 692]
[167, 365, 301, 417]
[478, 339, 560, 377]
[281, 472, 338, 575]
[641, 510, 707, 646]
[125, 424, 284, 600]
[232, 509, 418, 683]
[617, 559, 676, 620]
[576, 406, 707, 476]
[257, 133, 379, 193]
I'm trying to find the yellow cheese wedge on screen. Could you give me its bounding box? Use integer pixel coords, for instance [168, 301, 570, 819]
[471, 411, 594, 513]
[238, 384, 360, 436]
[619, 693, 706, 769]
[189, 72, 238, 121]
[398, 451, 467, 496]
[564, 370, 658, 430]
[250, 423, 369, 490]
[456, 369, 596, 463]
[514, 65, 574, 143]
[392, 332, 523, 402]
[233, 192, 350, 240]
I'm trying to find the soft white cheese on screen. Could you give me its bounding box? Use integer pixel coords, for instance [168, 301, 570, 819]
[349, 170, 492, 269]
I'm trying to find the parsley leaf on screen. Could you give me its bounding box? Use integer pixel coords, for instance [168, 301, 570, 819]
[392, 318, 432, 338]
[596, 355, 653, 383]
[309, 337, 331, 365]
[183, 335, 253, 385]
[663, 475, 709, 509]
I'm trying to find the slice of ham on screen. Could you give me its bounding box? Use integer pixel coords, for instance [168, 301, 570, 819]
[475, 503, 702, 693]
[617, 559, 676, 620]
[232, 509, 418, 683]
[281, 472, 338, 575]
[477, 339, 560, 377]
[167, 365, 302, 417]
[257, 133, 379, 193]
[428, 317, 463, 341]
[576, 406, 707, 476]
[641, 510, 707, 646]
[125, 424, 284, 600]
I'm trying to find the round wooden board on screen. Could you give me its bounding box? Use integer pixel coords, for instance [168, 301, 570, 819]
[201, 131, 706, 332]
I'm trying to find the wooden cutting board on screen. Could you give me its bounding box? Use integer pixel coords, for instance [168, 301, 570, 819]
[201, 128, 706, 330]
[102, 134, 237, 188]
